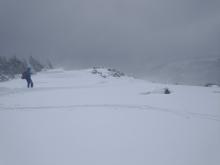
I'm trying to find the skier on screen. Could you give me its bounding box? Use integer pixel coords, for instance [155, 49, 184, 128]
[22, 67, 34, 88]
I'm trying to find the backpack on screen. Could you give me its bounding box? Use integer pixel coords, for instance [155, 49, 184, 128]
[21, 71, 27, 79]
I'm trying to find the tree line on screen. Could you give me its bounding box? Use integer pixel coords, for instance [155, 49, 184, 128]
[0, 56, 53, 82]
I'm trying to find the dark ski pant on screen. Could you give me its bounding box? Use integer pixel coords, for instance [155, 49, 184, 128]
[26, 78, 34, 88]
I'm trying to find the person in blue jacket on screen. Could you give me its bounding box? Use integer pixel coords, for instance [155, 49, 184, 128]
[22, 67, 34, 88]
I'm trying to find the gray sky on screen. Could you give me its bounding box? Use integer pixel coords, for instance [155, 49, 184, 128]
[0, 0, 220, 73]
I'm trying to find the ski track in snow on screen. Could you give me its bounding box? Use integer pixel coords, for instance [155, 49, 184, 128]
[0, 104, 220, 122]
[1, 70, 220, 123]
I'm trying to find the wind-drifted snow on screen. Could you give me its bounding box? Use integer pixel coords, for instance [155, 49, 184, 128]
[0, 68, 220, 165]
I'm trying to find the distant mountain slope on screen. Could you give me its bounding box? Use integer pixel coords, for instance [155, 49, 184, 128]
[143, 57, 220, 86]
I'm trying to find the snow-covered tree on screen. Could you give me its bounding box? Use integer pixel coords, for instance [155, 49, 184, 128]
[29, 56, 44, 72]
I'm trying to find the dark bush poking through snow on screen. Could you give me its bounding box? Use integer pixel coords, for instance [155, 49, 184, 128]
[164, 88, 171, 94]
[140, 87, 172, 95]
[91, 67, 125, 78]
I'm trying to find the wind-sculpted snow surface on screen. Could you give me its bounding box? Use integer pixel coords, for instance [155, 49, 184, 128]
[0, 68, 220, 165]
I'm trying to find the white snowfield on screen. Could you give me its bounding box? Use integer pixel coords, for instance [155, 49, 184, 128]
[0, 68, 220, 165]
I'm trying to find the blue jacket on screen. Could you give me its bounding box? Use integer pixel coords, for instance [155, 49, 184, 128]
[22, 68, 32, 80]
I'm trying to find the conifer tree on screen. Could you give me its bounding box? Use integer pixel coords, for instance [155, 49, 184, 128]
[29, 56, 44, 72]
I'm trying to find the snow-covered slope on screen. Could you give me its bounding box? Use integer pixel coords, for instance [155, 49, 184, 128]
[0, 68, 220, 165]
[140, 57, 220, 86]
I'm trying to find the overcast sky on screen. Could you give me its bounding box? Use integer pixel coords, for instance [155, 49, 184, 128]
[0, 0, 220, 73]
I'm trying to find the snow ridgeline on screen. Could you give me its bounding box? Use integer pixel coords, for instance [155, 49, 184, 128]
[90, 67, 171, 94]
